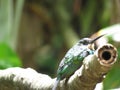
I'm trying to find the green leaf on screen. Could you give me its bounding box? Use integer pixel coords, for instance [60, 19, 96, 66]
[0, 43, 22, 69]
[103, 66, 120, 90]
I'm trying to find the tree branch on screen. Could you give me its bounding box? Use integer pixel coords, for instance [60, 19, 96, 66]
[0, 44, 117, 90]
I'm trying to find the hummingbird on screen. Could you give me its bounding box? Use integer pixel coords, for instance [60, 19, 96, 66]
[52, 34, 105, 90]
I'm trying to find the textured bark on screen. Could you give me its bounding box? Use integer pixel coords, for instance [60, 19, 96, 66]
[0, 44, 117, 90]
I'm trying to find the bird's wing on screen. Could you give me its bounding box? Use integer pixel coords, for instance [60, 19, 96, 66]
[57, 47, 94, 75]
[57, 53, 74, 75]
[57, 45, 80, 75]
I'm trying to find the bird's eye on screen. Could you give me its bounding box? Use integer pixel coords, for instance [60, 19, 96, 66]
[78, 40, 88, 45]
[78, 38, 91, 45]
[83, 40, 88, 45]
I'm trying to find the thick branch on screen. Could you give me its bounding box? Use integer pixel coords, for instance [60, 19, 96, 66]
[0, 44, 117, 90]
[60, 44, 117, 90]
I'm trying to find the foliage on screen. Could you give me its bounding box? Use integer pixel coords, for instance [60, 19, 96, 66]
[0, 0, 24, 68]
[0, 43, 22, 69]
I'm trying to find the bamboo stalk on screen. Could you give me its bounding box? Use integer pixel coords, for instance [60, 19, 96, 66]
[0, 44, 117, 90]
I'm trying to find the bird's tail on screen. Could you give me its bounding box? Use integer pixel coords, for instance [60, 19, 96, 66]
[52, 78, 60, 90]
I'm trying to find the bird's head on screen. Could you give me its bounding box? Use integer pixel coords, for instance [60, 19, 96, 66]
[78, 34, 105, 50]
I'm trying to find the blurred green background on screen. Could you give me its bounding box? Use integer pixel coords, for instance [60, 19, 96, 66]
[0, 0, 120, 89]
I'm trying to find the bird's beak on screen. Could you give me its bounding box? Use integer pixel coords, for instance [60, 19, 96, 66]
[89, 34, 106, 44]
[88, 34, 106, 50]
